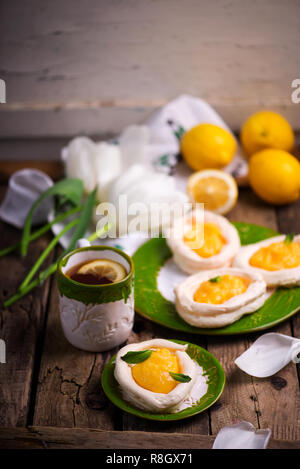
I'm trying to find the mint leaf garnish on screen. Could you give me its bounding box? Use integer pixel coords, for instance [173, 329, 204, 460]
[169, 372, 191, 383]
[209, 276, 222, 283]
[121, 350, 152, 364]
[284, 233, 295, 245]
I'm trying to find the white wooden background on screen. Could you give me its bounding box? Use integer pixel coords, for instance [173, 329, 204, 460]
[0, 0, 300, 144]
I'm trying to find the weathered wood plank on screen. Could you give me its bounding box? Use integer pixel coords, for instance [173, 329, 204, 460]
[0, 426, 299, 449]
[1, 0, 300, 137]
[31, 187, 298, 437]
[0, 153, 299, 440]
[34, 291, 210, 433]
[0, 136, 109, 164]
[252, 179, 300, 438]
[0, 186, 54, 426]
[0, 161, 64, 183]
[251, 338, 300, 440]
[274, 197, 300, 439]
[208, 188, 300, 440]
[1, 105, 299, 140]
[33, 278, 118, 429]
[207, 189, 278, 433]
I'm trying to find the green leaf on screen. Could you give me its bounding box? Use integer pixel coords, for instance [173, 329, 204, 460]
[0, 205, 82, 259]
[67, 187, 97, 252]
[121, 350, 152, 364]
[209, 276, 222, 283]
[20, 178, 84, 256]
[3, 211, 113, 309]
[169, 372, 191, 383]
[19, 218, 79, 291]
[284, 233, 295, 245]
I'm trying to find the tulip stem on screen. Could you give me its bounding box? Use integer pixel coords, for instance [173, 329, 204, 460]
[19, 219, 79, 291]
[3, 222, 111, 308]
[0, 205, 82, 259]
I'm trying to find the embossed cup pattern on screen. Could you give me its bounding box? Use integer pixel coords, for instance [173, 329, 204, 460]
[57, 246, 134, 352]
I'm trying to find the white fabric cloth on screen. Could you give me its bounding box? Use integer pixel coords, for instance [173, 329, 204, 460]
[0, 169, 53, 228]
[235, 333, 300, 378]
[144, 94, 248, 185]
[213, 421, 271, 449]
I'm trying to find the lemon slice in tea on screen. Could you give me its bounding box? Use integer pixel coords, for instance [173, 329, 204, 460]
[77, 259, 127, 283]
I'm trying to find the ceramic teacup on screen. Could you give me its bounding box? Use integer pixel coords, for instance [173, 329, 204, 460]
[57, 245, 134, 352]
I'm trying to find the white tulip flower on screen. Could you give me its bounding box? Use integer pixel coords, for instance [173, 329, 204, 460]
[62, 136, 122, 202]
[62, 126, 188, 234]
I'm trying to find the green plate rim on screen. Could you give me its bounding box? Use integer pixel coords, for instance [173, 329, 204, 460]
[101, 339, 226, 421]
[133, 222, 300, 335]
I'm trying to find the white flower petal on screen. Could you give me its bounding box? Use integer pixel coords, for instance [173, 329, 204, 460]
[213, 421, 271, 449]
[106, 164, 187, 233]
[63, 137, 96, 194]
[94, 142, 122, 202]
[0, 169, 53, 228]
[235, 333, 300, 378]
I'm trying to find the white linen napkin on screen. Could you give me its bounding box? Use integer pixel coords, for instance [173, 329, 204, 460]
[144, 94, 248, 186]
[0, 169, 54, 228]
[213, 421, 271, 449]
[235, 333, 300, 378]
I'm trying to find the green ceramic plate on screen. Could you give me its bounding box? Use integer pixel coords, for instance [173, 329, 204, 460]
[101, 340, 225, 421]
[133, 222, 300, 335]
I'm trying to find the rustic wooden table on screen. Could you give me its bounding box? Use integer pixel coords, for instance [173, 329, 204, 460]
[0, 162, 299, 449]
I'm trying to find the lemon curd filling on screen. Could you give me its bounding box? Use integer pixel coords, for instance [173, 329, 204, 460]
[131, 348, 181, 394]
[193, 275, 250, 305]
[183, 222, 226, 258]
[250, 241, 300, 271]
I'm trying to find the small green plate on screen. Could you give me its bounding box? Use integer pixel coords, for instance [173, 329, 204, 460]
[133, 222, 300, 335]
[101, 340, 225, 421]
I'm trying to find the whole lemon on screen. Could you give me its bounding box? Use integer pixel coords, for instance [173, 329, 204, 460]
[241, 110, 295, 157]
[249, 149, 300, 205]
[181, 123, 236, 171]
